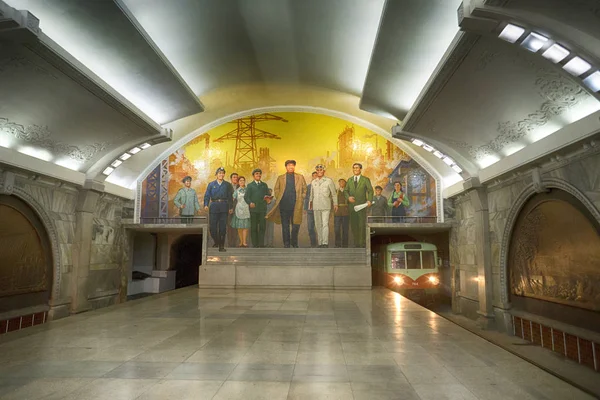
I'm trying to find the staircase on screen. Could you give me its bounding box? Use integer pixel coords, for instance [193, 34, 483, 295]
[200, 247, 371, 289]
[206, 247, 367, 266]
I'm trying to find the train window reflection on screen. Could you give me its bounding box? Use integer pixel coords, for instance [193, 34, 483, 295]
[391, 251, 406, 269]
[422, 251, 436, 269]
[406, 252, 421, 269]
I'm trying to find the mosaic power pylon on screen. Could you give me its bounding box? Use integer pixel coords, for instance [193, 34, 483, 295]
[213, 113, 286, 172]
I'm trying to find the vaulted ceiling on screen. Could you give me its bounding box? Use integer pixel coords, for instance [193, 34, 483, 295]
[1, 0, 599, 198]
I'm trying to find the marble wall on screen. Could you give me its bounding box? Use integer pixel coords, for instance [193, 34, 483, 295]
[448, 147, 600, 330]
[0, 168, 131, 318]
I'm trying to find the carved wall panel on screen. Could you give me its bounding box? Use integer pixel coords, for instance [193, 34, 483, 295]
[509, 197, 600, 311]
[0, 204, 48, 297]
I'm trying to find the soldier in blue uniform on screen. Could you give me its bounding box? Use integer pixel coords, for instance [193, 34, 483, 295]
[203, 167, 234, 252]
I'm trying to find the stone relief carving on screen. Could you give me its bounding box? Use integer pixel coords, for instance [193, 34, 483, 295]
[446, 66, 588, 160]
[0, 117, 110, 163]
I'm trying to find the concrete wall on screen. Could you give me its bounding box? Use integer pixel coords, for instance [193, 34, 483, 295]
[132, 232, 156, 277]
[448, 145, 600, 332]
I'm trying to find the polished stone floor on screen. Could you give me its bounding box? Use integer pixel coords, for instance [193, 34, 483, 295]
[0, 288, 594, 400]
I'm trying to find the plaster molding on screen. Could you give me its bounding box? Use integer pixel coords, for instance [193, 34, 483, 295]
[446, 67, 588, 161]
[0, 117, 110, 163]
[23, 40, 161, 136]
[135, 105, 445, 222]
[0, 49, 58, 79]
[498, 177, 600, 306]
[402, 32, 480, 133]
[0, 185, 64, 301]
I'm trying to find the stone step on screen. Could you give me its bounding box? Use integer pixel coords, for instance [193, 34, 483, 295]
[207, 248, 366, 254]
[205, 260, 366, 266]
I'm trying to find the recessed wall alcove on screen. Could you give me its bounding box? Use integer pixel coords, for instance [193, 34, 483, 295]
[0, 194, 53, 331]
[508, 189, 600, 333]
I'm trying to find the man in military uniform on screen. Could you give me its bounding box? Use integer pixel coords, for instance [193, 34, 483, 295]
[244, 168, 271, 248]
[345, 163, 373, 247]
[334, 178, 349, 248]
[203, 167, 234, 252]
[309, 164, 338, 248]
[173, 176, 200, 224]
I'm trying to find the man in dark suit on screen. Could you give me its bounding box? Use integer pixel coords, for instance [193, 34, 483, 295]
[244, 168, 271, 248]
[345, 163, 373, 247]
[334, 178, 349, 248]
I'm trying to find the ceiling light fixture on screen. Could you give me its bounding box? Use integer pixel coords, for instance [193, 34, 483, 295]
[422, 144, 434, 152]
[433, 150, 444, 158]
[140, 143, 151, 149]
[563, 57, 591, 76]
[499, 24, 525, 43]
[542, 43, 570, 63]
[583, 71, 600, 92]
[129, 147, 141, 154]
[451, 165, 463, 173]
[442, 157, 454, 166]
[119, 153, 132, 161]
[411, 139, 424, 146]
[102, 167, 115, 176]
[111, 159, 123, 168]
[520, 32, 548, 52]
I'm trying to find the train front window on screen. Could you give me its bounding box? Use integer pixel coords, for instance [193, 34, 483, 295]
[390, 251, 406, 269]
[422, 251, 436, 269]
[406, 251, 421, 269]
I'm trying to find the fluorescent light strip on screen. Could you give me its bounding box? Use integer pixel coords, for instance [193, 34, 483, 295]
[422, 144, 434, 152]
[442, 157, 454, 166]
[583, 71, 600, 92]
[111, 159, 123, 168]
[542, 43, 569, 63]
[140, 143, 151, 149]
[521, 32, 548, 52]
[411, 139, 424, 146]
[433, 151, 444, 158]
[119, 153, 132, 161]
[563, 57, 591, 76]
[129, 147, 141, 154]
[452, 165, 463, 173]
[499, 24, 525, 43]
[102, 167, 115, 176]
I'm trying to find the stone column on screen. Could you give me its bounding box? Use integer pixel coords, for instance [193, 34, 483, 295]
[465, 179, 494, 329]
[156, 233, 171, 271]
[70, 183, 101, 313]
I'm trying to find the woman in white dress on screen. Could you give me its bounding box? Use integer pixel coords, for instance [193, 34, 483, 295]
[230, 176, 251, 247]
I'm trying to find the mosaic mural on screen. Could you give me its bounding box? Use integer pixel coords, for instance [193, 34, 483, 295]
[139, 112, 437, 244]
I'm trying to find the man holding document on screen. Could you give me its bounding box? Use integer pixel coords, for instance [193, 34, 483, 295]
[345, 163, 373, 248]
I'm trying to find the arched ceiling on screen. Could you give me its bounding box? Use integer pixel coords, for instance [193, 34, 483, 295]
[1, 0, 599, 199]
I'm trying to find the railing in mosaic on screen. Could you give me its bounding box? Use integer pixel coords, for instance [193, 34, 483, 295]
[138, 217, 207, 225]
[367, 216, 439, 224]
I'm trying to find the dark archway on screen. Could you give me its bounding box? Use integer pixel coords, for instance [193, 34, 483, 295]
[508, 189, 600, 332]
[170, 234, 202, 289]
[0, 194, 53, 315]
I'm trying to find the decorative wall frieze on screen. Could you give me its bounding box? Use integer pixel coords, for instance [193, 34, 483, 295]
[498, 177, 600, 305]
[446, 67, 589, 161]
[0, 171, 15, 195]
[0, 117, 110, 163]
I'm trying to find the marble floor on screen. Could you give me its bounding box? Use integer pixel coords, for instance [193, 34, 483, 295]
[0, 287, 594, 400]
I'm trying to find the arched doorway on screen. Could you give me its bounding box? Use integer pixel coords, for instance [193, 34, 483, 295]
[508, 189, 600, 332]
[0, 194, 53, 328]
[170, 234, 202, 289]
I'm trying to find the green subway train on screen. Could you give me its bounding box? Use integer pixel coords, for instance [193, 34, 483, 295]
[374, 242, 442, 302]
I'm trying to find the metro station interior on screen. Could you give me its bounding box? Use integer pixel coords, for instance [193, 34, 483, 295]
[1, 1, 599, 399]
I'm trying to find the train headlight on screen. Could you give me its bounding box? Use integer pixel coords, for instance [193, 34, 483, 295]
[393, 276, 404, 285]
[428, 276, 439, 285]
